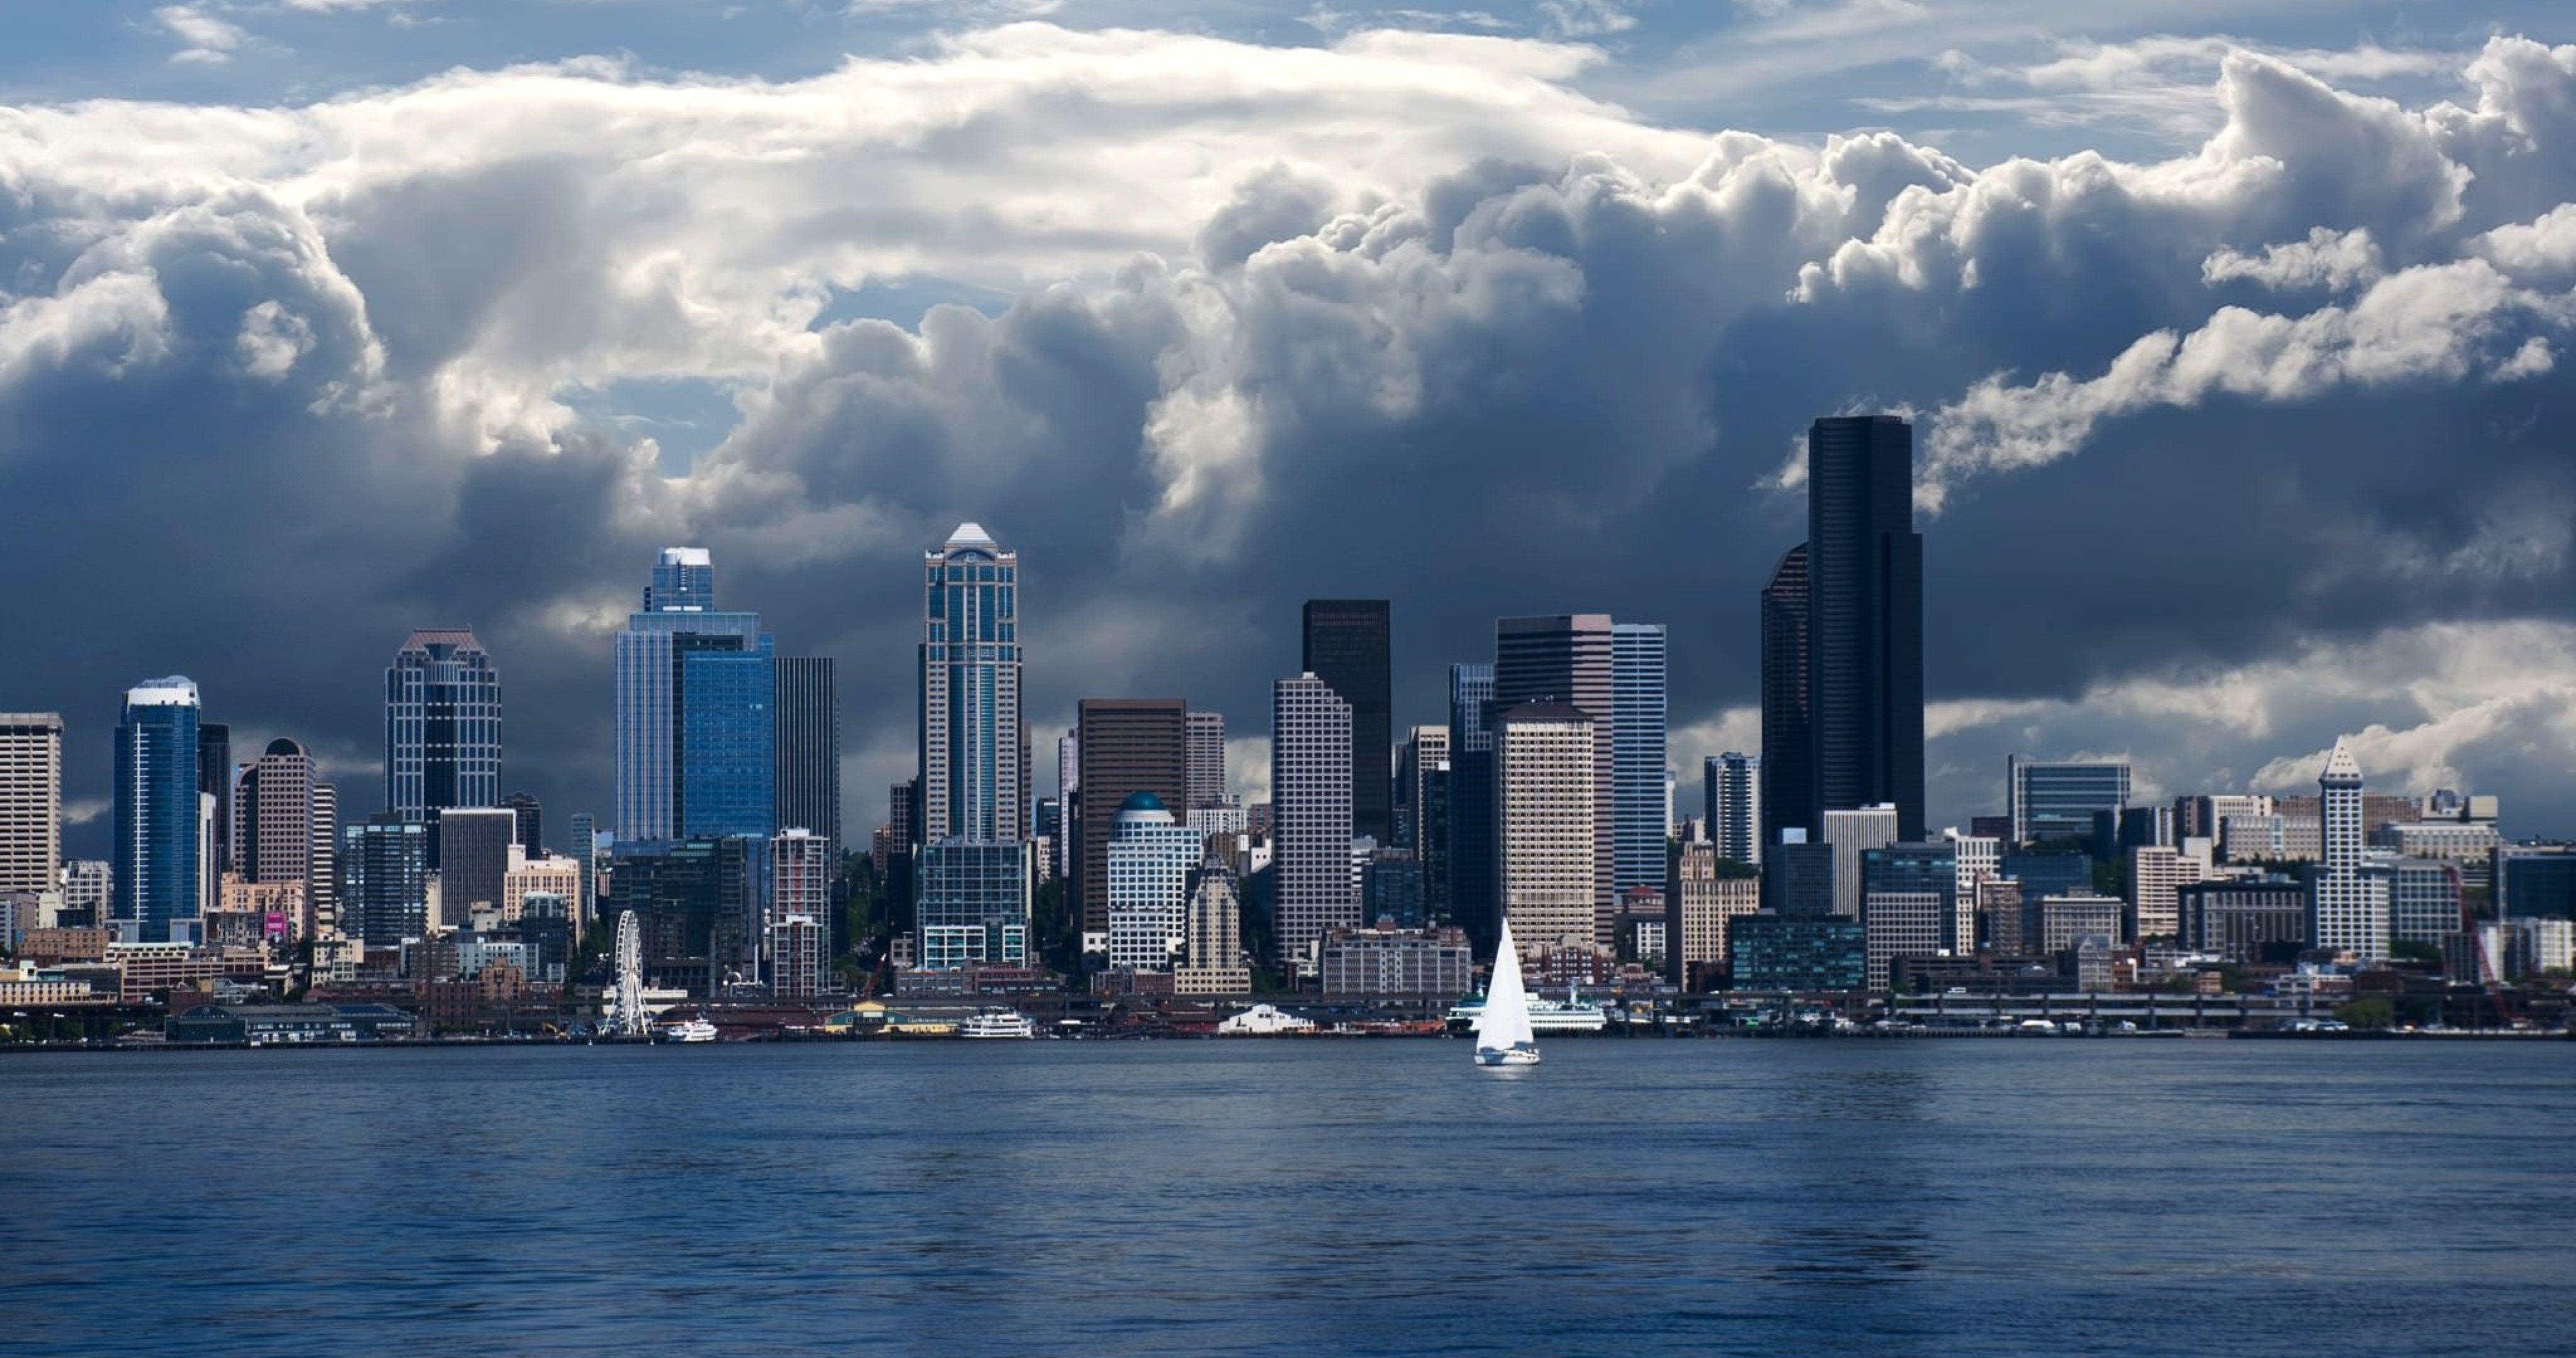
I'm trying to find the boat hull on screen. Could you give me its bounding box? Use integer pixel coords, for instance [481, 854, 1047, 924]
[1475, 1044, 1541, 1067]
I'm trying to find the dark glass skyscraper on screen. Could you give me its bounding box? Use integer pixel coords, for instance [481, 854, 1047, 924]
[1764, 417, 1924, 844]
[1758, 545, 1809, 853]
[1301, 599, 1391, 846]
[196, 722, 231, 877]
[387, 628, 501, 866]
[775, 656, 840, 854]
[614, 548, 774, 842]
[111, 676, 200, 943]
[1445, 663, 1496, 949]
[344, 813, 428, 946]
[1074, 698, 1188, 947]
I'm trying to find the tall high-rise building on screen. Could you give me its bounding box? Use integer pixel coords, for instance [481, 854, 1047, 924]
[1272, 675, 1356, 970]
[1494, 702, 1597, 956]
[1445, 663, 1497, 947]
[236, 738, 317, 890]
[919, 524, 1026, 846]
[1396, 725, 1449, 851]
[1185, 710, 1227, 810]
[111, 678, 201, 944]
[309, 780, 338, 935]
[386, 629, 501, 864]
[2129, 844, 2204, 941]
[437, 807, 518, 924]
[0, 713, 64, 897]
[1706, 753, 1760, 865]
[1822, 803, 1901, 920]
[1105, 792, 1198, 971]
[916, 841, 1030, 970]
[774, 656, 841, 854]
[196, 722, 231, 878]
[567, 810, 600, 924]
[502, 790, 543, 856]
[1767, 417, 1924, 843]
[615, 548, 774, 843]
[769, 827, 834, 995]
[1757, 546, 1811, 853]
[1861, 839, 1958, 990]
[1075, 699, 1189, 949]
[2309, 738, 2387, 961]
[1609, 622, 1668, 896]
[2007, 758, 2131, 846]
[1301, 600, 1392, 846]
[343, 814, 429, 947]
[1496, 615, 1616, 944]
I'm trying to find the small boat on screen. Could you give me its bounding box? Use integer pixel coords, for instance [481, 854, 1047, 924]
[958, 1008, 1036, 1039]
[1474, 919, 1541, 1068]
[658, 1016, 719, 1044]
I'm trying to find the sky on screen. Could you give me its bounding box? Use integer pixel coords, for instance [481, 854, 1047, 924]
[6, 0, 2575, 856]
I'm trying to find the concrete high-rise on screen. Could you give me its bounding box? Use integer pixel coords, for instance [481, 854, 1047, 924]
[768, 827, 834, 995]
[919, 524, 1026, 846]
[1185, 710, 1226, 810]
[1705, 752, 1760, 865]
[386, 629, 501, 863]
[1494, 702, 1597, 956]
[1495, 615, 1615, 943]
[774, 656, 841, 855]
[1609, 622, 1668, 897]
[1302, 600, 1392, 846]
[1272, 675, 1356, 971]
[1075, 698, 1189, 951]
[437, 807, 518, 924]
[1823, 803, 1901, 920]
[111, 678, 200, 943]
[1445, 663, 1497, 947]
[2309, 738, 2388, 961]
[1765, 417, 1924, 843]
[1105, 792, 1197, 971]
[0, 713, 63, 898]
[615, 548, 774, 842]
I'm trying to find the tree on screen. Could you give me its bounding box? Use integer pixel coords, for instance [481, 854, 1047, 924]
[2335, 996, 2395, 1030]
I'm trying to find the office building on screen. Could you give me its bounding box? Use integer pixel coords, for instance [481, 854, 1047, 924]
[0, 713, 63, 897]
[916, 840, 1030, 970]
[1863, 891, 1946, 992]
[2129, 844, 2205, 941]
[2001, 849, 2094, 903]
[770, 655, 841, 859]
[919, 524, 1024, 850]
[502, 852, 584, 936]
[2384, 856, 2463, 947]
[567, 811, 600, 920]
[1757, 545, 1811, 853]
[111, 678, 200, 944]
[1822, 803, 1900, 920]
[1975, 878, 2025, 952]
[769, 827, 834, 996]
[386, 629, 501, 863]
[1493, 702, 1597, 956]
[615, 548, 775, 841]
[1784, 415, 1925, 841]
[2179, 880, 2307, 962]
[1175, 867, 1252, 995]
[1444, 663, 1497, 946]
[2036, 894, 2128, 954]
[2306, 739, 2387, 961]
[1184, 710, 1226, 811]
[2177, 793, 2273, 842]
[2497, 846, 2576, 919]
[606, 836, 763, 992]
[1319, 924, 1475, 996]
[194, 721, 231, 882]
[1302, 599, 1392, 846]
[1767, 836, 1836, 918]
[2008, 758, 2131, 846]
[501, 791, 543, 856]
[235, 739, 326, 911]
[1105, 792, 1197, 971]
[1706, 753, 1760, 866]
[1396, 725, 1448, 852]
[1273, 675, 1357, 970]
[1075, 698, 1189, 949]
[437, 807, 518, 925]
[1729, 915, 1865, 991]
[1667, 842, 1760, 988]
[1609, 622, 1669, 897]
[1496, 614, 1616, 937]
[1945, 830, 2001, 952]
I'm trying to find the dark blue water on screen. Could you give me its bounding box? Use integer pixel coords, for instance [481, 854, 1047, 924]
[5, 1040, 2570, 1357]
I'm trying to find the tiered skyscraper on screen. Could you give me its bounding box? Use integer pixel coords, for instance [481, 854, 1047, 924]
[112, 677, 200, 943]
[386, 629, 500, 863]
[1762, 416, 1925, 846]
[918, 524, 1026, 844]
[615, 548, 775, 841]
[235, 737, 337, 932]
[1301, 600, 1392, 846]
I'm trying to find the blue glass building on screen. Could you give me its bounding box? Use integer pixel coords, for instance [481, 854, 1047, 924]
[918, 524, 1025, 845]
[1730, 915, 1866, 991]
[1610, 622, 1668, 895]
[2007, 758, 2131, 846]
[112, 676, 201, 943]
[614, 548, 775, 842]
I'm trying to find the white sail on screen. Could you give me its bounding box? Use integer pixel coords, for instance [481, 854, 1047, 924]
[1476, 917, 1536, 1052]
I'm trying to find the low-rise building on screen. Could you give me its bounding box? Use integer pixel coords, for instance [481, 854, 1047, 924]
[1319, 925, 1475, 996]
[1729, 915, 1865, 991]
[167, 1003, 418, 1044]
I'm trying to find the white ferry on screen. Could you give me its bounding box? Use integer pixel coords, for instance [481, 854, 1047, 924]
[658, 1016, 719, 1044]
[1446, 983, 1609, 1035]
[958, 1008, 1036, 1039]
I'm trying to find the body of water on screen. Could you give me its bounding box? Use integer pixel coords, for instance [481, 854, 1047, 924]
[5, 1039, 2570, 1356]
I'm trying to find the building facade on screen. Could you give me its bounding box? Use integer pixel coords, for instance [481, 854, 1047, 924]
[1302, 600, 1392, 846]
[1075, 698, 1189, 949]
[1184, 710, 1227, 810]
[1495, 615, 1616, 939]
[1494, 702, 1597, 957]
[2307, 739, 2388, 961]
[916, 840, 1031, 970]
[615, 548, 774, 842]
[768, 827, 834, 996]
[1105, 793, 1197, 971]
[385, 628, 500, 861]
[1444, 663, 1497, 947]
[918, 524, 1026, 846]
[1757, 545, 1811, 854]
[111, 678, 200, 944]
[1799, 415, 1926, 841]
[0, 713, 63, 897]
[1609, 622, 1668, 897]
[774, 656, 841, 855]
[344, 815, 428, 947]
[1822, 804, 1901, 920]
[1273, 675, 1357, 971]
[1706, 752, 1760, 866]
[2008, 758, 2131, 846]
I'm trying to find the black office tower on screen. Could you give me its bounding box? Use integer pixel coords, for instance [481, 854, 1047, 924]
[1302, 599, 1392, 846]
[775, 656, 841, 856]
[1802, 415, 1924, 841]
[1757, 546, 1809, 854]
[1445, 663, 1496, 950]
[196, 722, 231, 876]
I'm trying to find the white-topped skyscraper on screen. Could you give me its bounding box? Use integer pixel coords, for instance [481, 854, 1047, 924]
[918, 524, 1028, 846]
[614, 548, 775, 842]
[112, 677, 201, 944]
[2308, 737, 2388, 961]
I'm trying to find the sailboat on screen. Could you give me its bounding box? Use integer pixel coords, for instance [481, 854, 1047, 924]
[1474, 917, 1541, 1067]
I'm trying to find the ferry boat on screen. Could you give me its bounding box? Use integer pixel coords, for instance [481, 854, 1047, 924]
[1446, 981, 1611, 1036]
[958, 1008, 1036, 1039]
[658, 1016, 719, 1044]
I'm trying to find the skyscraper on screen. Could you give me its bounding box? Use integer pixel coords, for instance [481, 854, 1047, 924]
[502, 790, 543, 856]
[1609, 622, 1668, 895]
[774, 656, 841, 854]
[1106, 792, 1198, 971]
[1272, 674, 1355, 970]
[2007, 757, 2131, 846]
[1495, 614, 1615, 943]
[616, 548, 774, 842]
[1757, 546, 1809, 853]
[111, 677, 200, 944]
[1396, 724, 1449, 851]
[2309, 738, 2387, 961]
[919, 523, 1026, 846]
[0, 713, 63, 898]
[1301, 599, 1392, 846]
[1822, 803, 1901, 920]
[1075, 698, 1188, 950]
[344, 814, 428, 947]
[437, 806, 518, 925]
[1185, 710, 1226, 810]
[1765, 417, 1924, 844]
[1444, 663, 1497, 946]
[1494, 702, 1597, 956]
[769, 827, 834, 995]
[196, 722, 231, 879]
[386, 629, 501, 864]
[1705, 752, 1760, 865]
